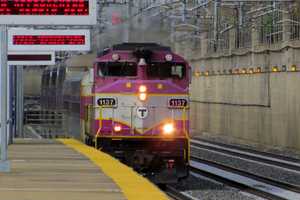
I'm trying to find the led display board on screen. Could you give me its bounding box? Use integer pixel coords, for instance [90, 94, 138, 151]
[0, 0, 96, 25]
[13, 35, 85, 45]
[8, 51, 55, 65]
[8, 29, 90, 51]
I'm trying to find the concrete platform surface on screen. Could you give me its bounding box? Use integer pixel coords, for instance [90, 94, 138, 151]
[0, 139, 125, 200]
[0, 138, 169, 200]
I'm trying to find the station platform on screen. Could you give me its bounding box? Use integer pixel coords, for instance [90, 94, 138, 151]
[0, 138, 169, 200]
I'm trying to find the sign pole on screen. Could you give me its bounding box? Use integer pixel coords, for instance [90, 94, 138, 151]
[0, 0, 96, 173]
[16, 66, 24, 138]
[0, 25, 10, 172]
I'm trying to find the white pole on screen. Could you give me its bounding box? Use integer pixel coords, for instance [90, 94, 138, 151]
[16, 66, 24, 138]
[0, 25, 10, 172]
[125, 0, 133, 42]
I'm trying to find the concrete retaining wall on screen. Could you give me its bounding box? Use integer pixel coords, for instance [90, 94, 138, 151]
[187, 46, 300, 150]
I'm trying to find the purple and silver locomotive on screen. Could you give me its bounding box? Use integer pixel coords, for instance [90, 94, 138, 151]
[81, 43, 190, 183]
[42, 43, 190, 184]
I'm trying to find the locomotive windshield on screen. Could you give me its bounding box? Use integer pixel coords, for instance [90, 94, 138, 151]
[97, 62, 137, 77]
[147, 63, 185, 79]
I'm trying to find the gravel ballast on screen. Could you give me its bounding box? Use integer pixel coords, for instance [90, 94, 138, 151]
[172, 173, 265, 200]
[191, 143, 300, 187]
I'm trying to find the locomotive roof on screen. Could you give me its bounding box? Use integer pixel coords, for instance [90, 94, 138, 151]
[112, 43, 171, 51]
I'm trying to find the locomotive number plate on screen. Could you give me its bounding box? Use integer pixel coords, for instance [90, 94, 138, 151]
[97, 97, 117, 107]
[168, 98, 188, 108]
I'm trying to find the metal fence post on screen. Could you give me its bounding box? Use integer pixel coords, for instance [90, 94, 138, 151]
[0, 25, 10, 172]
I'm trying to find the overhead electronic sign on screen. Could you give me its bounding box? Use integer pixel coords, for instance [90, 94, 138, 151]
[8, 29, 90, 51]
[8, 51, 55, 65]
[0, 0, 97, 172]
[0, 0, 96, 25]
[13, 35, 85, 45]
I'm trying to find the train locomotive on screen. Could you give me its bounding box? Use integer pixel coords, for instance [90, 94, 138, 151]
[42, 43, 190, 183]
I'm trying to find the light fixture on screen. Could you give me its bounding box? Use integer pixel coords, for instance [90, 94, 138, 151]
[126, 82, 132, 88]
[248, 68, 254, 74]
[157, 83, 163, 89]
[165, 54, 173, 61]
[291, 65, 297, 72]
[139, 93, 147, 101]
[272, 66, 279, 72]
[112, 53, 120, 61]
[194, 71, 200, 77]
[138, 85, 147, 101]
[114, 125, 122, 132]
[241, 68, 247, 74]
[162, 123, 174, 135]
[255, 67, 262, 73]
[139, 85, 147, 93]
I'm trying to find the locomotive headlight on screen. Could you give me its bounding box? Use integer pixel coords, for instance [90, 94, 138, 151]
[139, 93, 147, 101]
[138, 85, 147, 101]
[139, 85, 147, 93]
[163, 123, 174, 135]
[114, 125, 122, 132]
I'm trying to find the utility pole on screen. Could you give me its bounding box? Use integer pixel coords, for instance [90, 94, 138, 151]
[238, 2, 243, 26]
[125, 0, 133, 42]
[182, 0, 187, 23]
[213, 0, 219, 50]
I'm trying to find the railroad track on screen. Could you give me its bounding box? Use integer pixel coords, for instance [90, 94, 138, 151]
[165, 185, 198, 200]
[190, 156, 300, 200]
[191, 138, 300, 172]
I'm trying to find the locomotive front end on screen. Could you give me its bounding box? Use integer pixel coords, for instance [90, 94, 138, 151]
[85, 43, 190, 183]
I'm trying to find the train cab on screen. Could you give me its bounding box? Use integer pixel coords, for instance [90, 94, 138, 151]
[82, 43, 190, 183]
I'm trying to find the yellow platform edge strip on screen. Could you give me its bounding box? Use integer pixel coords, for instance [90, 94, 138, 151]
[58, 139, 169, 200]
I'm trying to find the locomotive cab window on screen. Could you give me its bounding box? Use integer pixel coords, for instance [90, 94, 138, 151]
[97, 62, 137, 77]
[147, 63, 185, 79]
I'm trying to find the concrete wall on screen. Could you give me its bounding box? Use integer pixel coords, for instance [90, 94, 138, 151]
[188, 48, 300, 150]
[174, 18, 300, 151]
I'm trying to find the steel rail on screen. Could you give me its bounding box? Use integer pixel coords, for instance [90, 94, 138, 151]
[165, 185, 196, 200]
[190, 156, 300, 200]
[191, 138, 300, 171]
